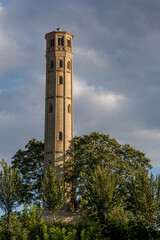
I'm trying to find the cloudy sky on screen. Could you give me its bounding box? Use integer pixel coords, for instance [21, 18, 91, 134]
[0, 0, 160, 173]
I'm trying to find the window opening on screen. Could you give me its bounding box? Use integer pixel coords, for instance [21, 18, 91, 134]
[50, 61, 53, 69]
[58, 38, 61, 46]
[59, 76, 63, 84]
[67, 39, 71, 47]
[49, 103, 52, 113]
[58, 37, 64, 46]
[59, 60, 63, 68]
[59, 131, 62, 141]
[50, 38, 54, 47]
[61, 37, 64, 46]
[68, 104, 71, 113]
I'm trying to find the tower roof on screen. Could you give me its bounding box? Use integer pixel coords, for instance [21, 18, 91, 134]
[45, 29, 74, 39]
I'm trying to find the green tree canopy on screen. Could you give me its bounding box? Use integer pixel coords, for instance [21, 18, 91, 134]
[42, 165, 64, 217]
[0, 160, 23, 225]
[65, 132, 152, 210]
[79, 165, 120, 223]
[11, 139, 44, 204]
[126, 171, 160, 227]
[10, 133, 157, 228]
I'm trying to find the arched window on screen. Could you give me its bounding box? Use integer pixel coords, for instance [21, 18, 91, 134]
[49, 103, 52, 113]
[59, 76, 63, 84]
[59, 131, 62, 141]
[67, 61, 71, 69]
[59, 60, 63, 68]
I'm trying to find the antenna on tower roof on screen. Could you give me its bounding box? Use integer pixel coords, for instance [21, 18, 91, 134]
[56, 28, 62, 31]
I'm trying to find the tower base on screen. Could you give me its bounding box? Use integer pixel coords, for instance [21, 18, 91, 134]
[41, 210, 79, 224]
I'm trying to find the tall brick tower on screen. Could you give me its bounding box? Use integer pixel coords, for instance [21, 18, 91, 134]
[44, 28, 74, 179]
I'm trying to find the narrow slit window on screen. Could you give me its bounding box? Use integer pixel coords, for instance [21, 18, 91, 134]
[50, 61, 53, 69]
[59, 60, 63, 68]
[50, 39, 52, 47]
[59, 131, 62, 141]
[49, 103, 52, 113]
[68, 104, 71, 113]
[59, 76, 63, 84]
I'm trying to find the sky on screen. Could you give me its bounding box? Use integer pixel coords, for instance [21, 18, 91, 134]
[0, 0, 160, 174]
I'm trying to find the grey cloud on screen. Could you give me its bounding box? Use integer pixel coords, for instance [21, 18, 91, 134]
[0, 0, 160, 168]
[0, 75, 45, 163]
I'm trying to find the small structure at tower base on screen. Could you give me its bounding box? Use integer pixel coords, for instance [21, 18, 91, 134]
[41, 210, 79, 224]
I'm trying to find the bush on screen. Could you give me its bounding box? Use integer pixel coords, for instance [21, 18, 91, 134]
[0, 209, 160, 240]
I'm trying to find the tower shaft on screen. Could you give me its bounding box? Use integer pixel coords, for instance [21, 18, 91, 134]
[44, 30, 73, 179]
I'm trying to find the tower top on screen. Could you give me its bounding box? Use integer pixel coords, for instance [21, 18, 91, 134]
[45, 29, 74, 39]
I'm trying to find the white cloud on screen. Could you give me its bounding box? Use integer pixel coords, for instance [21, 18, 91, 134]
[74, 76, 125, 111]
[73, 76, 129, 138]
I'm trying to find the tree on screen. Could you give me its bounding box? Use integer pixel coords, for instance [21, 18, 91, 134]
[65, 132, 152, 210]
[126, 171, 160, 228]
[11, 133, 154, 224]
[0, 160, 23, 227]
[42, 165, 64, 218]
[79, 165, 120, 223]
[11, 139, 44, 204]
[0, 204, 43, 240]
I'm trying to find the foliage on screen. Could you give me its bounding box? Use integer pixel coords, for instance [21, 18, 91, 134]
[4, 213, 29, 240]
[0, 204, 42, 240]
[77, 218, 102, 240]
[0, 207, 77, 240]
[0, 160, 23, 225]
[42, 165, 64, 216]
[0, 206, 160, 239]
[79, 165, 120, 223]
[7, 133, 160, 238]
[65, 132, 152, 210]
[126, 171, 160, 227]
[18, 203, 43, 229]
[11, 139, 44, 204]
